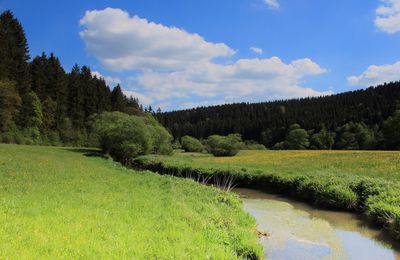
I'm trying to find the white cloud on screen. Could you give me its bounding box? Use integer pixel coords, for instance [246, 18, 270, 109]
[264, 0, 279, 9]
[123, 90, 154, 105]
[375, 0, 400, 33]
[80, 8, 234, 71]
[348, 61, 400, 86]
[91, 71, 121, 86]
[250, 46, 263, 55]
[80, 8, 330, 110]
[180, 100, 228, 110]
[133, 57, 329, 104]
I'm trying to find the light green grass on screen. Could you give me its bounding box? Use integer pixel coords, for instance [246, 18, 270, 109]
[0, 144, 262, 259]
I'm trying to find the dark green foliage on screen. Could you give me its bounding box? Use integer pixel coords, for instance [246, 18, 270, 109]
[383, 109, 400, 149]
[335, 122, 376, 150]
[0, 10, 145, 147]
[205, 134, 244, 157]
[157, 82, 400, 150]
[272, 142, 286, 150]
[310, 126, 335, 150]
[260, 129, 273, 147]
[0, 10, 30, 94]
[285, 124, 310, 150]
[18, 91, 43, 128]
[93, 112, 172, 163]
[111, 84, 126, 112]
[41, 97, 57, 131]
[181, 135, 204, 152]
[0, 80, 21, 131]
[244, 140, 267, 150]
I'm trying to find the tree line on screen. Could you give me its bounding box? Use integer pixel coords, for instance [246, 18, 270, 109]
[157, 82, 400, 150]
[0, 10, 142, 146]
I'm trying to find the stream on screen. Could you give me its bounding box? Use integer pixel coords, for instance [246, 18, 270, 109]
[234, 188, 400, 260]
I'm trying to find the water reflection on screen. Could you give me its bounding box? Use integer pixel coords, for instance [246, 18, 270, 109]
[235, 188, 400, 260]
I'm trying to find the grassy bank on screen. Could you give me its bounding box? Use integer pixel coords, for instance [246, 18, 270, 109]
[0, 144, 262, 259]
[136, 150, 400, 240]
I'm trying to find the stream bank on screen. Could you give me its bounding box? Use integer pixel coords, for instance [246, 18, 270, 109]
[235, 188, 400, 260]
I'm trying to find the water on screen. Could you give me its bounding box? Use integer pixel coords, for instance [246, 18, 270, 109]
[234, 188, 400, 260]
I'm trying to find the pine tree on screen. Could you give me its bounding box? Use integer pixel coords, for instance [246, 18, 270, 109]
[111, 84, 126, 112]
[30, 52, 48, 99]
[80, 66, 97, 119]
[46, 53, 68, 126]
[95, 77, 111, 113]
[0, 10, 30, 94]
[68, 64, 85, 129]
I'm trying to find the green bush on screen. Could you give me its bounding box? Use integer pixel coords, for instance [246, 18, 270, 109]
[181, 135, 204, 152]
[285, 124, 310, 150]
[204, 134, 244, 157]
[172, 139, 182, 149]
[244, 140, 266, 150]
[93, 112, 172, 163]
[272, 141, 285, 150]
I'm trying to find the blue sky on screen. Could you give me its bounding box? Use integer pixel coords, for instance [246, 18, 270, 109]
[2, 0, 400, 110]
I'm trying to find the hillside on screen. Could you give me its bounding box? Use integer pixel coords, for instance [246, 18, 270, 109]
[157, 82, 400, 148]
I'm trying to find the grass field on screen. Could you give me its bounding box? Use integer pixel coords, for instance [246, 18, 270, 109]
[147, 150, 400, 181]
[137, 150, 400, 240]
[0, 144, 262, 259]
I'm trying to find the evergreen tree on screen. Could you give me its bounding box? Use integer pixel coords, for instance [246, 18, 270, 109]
[80, 66, 97, 119]
[95, 77, 111, 113]
[68, 64, 85, 129]
[47, 53, 68, 126]
[30, 52, 48, 99]
[111, 84, 126, 112]
[0, 12, 144, 146]
[0, 10, 30, 94]
[158, 82, 400, 148]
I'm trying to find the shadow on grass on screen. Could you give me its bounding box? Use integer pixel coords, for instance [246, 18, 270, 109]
[63, 148, 107, 158]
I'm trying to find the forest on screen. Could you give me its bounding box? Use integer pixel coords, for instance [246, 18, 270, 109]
[2, 9, 400, 151]
[157, 82, 400, 150]
[0, 10, 142, 146]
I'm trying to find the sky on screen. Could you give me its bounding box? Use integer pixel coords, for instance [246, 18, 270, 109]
[1, 0, 400, 111]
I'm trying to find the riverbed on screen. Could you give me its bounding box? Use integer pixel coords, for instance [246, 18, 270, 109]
[234, 188, 400, 260]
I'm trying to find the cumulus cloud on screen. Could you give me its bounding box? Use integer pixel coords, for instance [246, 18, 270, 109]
[133, 57, 329, 104]
[375, 0, 400, 33]
[80, 8, 234, 71]
[91, 71, 121, 86]
[264, 0, 279, 9]
[80, 8, 330, 109]
[250, 46, 263, 55]
[348, 61, 400, 86]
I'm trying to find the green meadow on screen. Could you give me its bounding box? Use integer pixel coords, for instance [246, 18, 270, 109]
[137, 150, 400, 240]
[0, 144, 262, 259]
